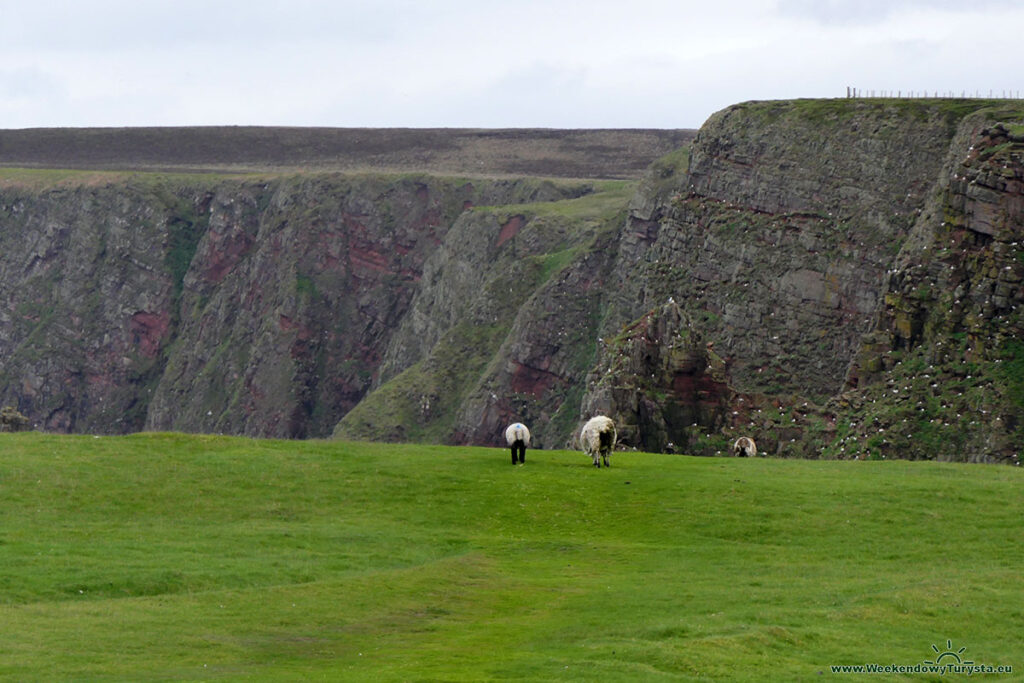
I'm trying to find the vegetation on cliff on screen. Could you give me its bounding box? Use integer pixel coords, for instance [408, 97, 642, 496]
[0, 168, 612, 439]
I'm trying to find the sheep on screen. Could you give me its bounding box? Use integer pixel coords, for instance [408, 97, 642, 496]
[733, 436, 757, 457]
[505, 422, 531, 465]
[581, 416, 616, 468]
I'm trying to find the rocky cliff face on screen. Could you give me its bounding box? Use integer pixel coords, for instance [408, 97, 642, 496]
[580, 301, 732, 454]
[604, 101, 962, 400]
[145, 175, 475, 438]
[0, 181, 180, 432]
[2, 104, 1021, 462]
[574, 100, 1023, 461]
[832, 114, 1024, 462]
[0, 172, 594, 437]
[333, 183, 628, 448]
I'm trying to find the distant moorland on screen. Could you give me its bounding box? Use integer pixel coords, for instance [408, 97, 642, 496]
[0, 126, 695, 178]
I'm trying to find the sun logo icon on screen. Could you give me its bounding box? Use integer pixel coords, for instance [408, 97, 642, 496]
[924, 639, 974, 666]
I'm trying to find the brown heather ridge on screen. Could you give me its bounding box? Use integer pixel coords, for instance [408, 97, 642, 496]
[0, 126, 695, 179]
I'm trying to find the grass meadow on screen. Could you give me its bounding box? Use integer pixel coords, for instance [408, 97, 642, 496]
[0, 432, 1020, 681]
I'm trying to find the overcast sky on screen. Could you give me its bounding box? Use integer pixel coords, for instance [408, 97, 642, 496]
[1, 0, 1019, 130]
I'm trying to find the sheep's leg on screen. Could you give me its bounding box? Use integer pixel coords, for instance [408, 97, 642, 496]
[511, 446, 517, 465]
[519, 446, 526, 464]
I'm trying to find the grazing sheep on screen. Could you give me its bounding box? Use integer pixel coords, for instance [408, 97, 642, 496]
[505, 422, 531, 465]
[733, 436, 757, 458]
[581, 416, 617, 468]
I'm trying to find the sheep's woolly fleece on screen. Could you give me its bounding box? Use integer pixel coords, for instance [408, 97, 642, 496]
[733, 436, 756, 457]
[505, 423, 530, 446]
[581, 416, 616, 466]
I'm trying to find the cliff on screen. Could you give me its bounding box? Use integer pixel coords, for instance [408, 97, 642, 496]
[581, 99, 1023, 462]
[0, 171, 600, 437]
[605, 100, 964, 399]
[333, 183, 627, 448]
[833, 115, 1024, 462]
[1, 105, 1021, 462]
[0, 126, 688, 439]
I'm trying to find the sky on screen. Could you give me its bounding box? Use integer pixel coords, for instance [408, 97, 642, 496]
[1, 0, 1020, 130]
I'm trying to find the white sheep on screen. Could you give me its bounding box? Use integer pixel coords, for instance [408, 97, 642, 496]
[505, 422, 531, 465]
[581, 416, 617, 468]
[733, 436, 757, 457]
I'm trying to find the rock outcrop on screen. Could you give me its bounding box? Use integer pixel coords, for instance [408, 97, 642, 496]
[0, 181, 182, 432]
[603, 100, 963, 401]
[0, 405, 29, 431]
[580, 301, 732, 454]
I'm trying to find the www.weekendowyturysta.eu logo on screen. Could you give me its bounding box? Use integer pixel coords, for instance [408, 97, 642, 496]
[830, 639, 1013, 676]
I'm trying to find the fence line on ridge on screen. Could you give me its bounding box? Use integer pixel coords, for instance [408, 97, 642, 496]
[845, 86, 1022, 99]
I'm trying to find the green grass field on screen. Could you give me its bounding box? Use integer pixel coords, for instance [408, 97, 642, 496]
[0, 433, 1020, 681]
